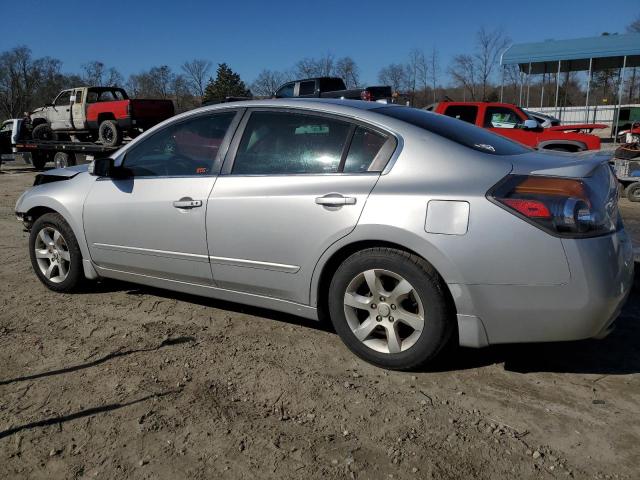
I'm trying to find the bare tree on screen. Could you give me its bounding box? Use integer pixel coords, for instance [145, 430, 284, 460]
[448, 27, 509, 101]
[295, 53, 336, 78]
[82, 61, 123, 86]
[181, 59, 212, 97]
[335, 57, 360, 88]
[251, 69, 290, 96]
[627, 15, 640, 102]
[429, 47, 439, 102]
[378, 63, 407, 93]
[474, 27, 510, 101]
[0, 46, 75, 117]
[406, 49, 429, 105]
[449, 54, 478, 100]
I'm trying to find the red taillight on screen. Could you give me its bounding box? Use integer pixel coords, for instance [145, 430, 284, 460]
[361, 90, 372, 101]
[489, 171, 618, 237]
[501, 199, 551, 218]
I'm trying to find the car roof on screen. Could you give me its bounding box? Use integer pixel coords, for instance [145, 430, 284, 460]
[194, 98, 389, 114]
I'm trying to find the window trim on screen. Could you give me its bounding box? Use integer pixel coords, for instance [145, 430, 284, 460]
[120, 108, 245, 179]
[220, 107, 398, 177]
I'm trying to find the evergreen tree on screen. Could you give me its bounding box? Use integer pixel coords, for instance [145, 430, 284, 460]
[203, 63, 251, 103]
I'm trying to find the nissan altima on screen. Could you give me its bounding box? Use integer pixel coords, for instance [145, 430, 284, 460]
[15, 99, 633, 370]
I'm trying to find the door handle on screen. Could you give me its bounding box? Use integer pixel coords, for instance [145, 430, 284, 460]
[173, 198, 202, 209]
[315, 194, 357, 206]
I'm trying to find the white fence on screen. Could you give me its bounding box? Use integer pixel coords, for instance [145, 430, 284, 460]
[529, 104, 640, 131]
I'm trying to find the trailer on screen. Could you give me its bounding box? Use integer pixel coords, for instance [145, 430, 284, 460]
[13, 139, 122, 169]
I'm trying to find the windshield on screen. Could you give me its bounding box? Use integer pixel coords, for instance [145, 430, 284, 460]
[373, 106, 531, 156]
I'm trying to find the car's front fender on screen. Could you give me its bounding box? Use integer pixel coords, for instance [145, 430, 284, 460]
[16, 173, 96, 261]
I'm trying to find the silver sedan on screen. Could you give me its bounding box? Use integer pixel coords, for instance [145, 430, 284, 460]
[15, 99, 633, 370]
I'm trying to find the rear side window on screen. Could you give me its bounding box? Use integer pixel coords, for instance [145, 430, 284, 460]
[232, 111, 351, 174]
[374, 106, 530, 156]
[343, 127, 388, 173]
[299, 81, 316, 96]
[443, 105, 478, 124]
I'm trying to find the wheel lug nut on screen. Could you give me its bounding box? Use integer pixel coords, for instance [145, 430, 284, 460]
[379, 296, 385, 301]
[391, 304, 396, 310]
[371, 303, 377, 309]
[389, 316, 394, 322]
[376, 316, 382, 322]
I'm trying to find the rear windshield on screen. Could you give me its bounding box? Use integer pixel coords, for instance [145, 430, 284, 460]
[373, 106, 530, 156]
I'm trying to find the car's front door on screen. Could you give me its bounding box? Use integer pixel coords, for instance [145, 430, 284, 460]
[83, 109, 241, 284]
[50, 90, 73, 130]
[207, 109, 397, 304]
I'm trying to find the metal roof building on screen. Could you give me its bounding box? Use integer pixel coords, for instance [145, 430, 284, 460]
[501, 33, 640, 73]
[499, 33, 640, 139]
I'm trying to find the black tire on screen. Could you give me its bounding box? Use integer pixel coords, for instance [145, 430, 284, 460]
[328, 248, 454, 370]
[625, 182, 640, 202]
[31, 152, 50, 170]
[31, 123, 56, 141]
[29, 213, 85, 292]
[53, 151, 76, 169]
[98, 120, 122, 147]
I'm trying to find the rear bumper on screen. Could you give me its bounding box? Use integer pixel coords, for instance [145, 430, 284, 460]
[452, 228, 634, 347]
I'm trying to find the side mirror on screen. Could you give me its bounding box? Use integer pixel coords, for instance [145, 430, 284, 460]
[523, 119, 539, 130]
[89, 157, 131, 178]
[89, 157, 114, 176]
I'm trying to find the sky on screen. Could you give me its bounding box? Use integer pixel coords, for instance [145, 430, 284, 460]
[1, 0, 638, 86]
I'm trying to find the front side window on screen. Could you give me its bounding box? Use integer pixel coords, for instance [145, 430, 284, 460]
[276, 83, 295, 98]
[443, 105, 478, 124]
[232, 111, 352, 175]
[484, 107, 523, 129]
[123, 111, 236, 177]
[55, 91, 72, 106]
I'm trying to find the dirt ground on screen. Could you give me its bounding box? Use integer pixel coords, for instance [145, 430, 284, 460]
[1, 163, 639, 480]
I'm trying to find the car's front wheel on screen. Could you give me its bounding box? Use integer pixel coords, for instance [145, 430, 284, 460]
[328, 248, 454, 370]
[29, 213, 85, 292]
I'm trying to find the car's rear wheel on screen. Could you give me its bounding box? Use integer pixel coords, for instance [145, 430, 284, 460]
[98, 120, 122, 147]
[328, 248, 453, 370]
[29, 213, 84, 292]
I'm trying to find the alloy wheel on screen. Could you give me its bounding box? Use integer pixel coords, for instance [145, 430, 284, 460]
[34, 226, 71, 283]
[343, 269, 425, 354]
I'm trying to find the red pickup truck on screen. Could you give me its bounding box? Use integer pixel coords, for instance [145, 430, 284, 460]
[30, 87, 174, 147]
[426, 101, 603, 151]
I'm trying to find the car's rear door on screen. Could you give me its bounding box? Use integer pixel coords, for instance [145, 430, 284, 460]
[206, 108, 397, 304]
[83, 109, 242, 284]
